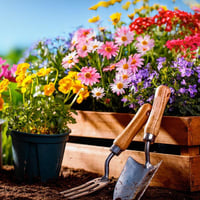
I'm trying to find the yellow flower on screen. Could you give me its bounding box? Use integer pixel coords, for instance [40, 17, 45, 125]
[110, 12, 121, 25]
[160, 5, 168, 10]
[88, 15, 100, 23]
[122, 1, 131, 10]
[109, 0, 122, 4]
[97, 1, 110, 7]
[15, 63, 30, 75]
[128, 12, 135, 20]
[66, 71, 78, 80]
[0, 79, 9, 93]
[58, 78, 73, 94]
[72, 81, 85, 94]
[0, 95, 4, 111]
[77, 89, 90, 104]
[37, 68, 51, 77]
[16, 74, 25, 87]
[132, 0, 141, 5]
[44, 82, 55, 96]
[89, 4, 99, 10]
[21, 75, 32, 87]
[21, 87, 27, 94]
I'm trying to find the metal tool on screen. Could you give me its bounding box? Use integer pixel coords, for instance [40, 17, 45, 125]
[113, 85, 171, 200]
[60, 103, 152, 199]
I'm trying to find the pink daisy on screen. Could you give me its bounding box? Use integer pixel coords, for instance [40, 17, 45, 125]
[62, 51, 79, 69]
[115, 71, 131, 84]
[78, 66, 101, 86]
[136, 35, 154, 49]
[103, 63, 116, 72]
[127, 54, 144, 73]
[114, 26, 134, 46]
[136, 45, 151, 55]
[116, 58, 131, 73]
[76, 41, 91, 58]
[98, 41, 119, 59]
[110, 78, 128, 96]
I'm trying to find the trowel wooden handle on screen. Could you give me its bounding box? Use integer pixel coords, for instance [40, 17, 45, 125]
[144, 85, 171, 139]
[113, 103, 152, 151]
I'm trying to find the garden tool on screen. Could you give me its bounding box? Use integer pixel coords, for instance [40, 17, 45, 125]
[60, 103, 152, 199]
[113, 85, 171, 200]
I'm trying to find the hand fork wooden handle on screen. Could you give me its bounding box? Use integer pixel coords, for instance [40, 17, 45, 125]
[60, 103, 152, 199]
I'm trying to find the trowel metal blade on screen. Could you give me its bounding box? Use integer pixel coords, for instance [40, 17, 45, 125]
[113, 156, 162, 200]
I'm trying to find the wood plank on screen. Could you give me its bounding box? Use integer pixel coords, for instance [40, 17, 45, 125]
[69, 111, 200, 146]
[63, 142, 192, 191]
[190, 157, 200, 191]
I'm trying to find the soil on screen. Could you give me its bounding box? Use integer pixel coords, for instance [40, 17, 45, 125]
[0, 166, 200, 200]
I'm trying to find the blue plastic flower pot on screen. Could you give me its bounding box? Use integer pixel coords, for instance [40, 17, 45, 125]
[10, 130, 70, 182]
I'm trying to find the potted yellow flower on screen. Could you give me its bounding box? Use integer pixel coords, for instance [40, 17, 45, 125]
[0, 59, 89, 182]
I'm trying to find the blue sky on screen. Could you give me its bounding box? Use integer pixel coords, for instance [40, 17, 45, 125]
[0, 0, 199, 55]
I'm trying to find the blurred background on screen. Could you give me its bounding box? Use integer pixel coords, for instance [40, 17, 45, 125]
[0, 0, 199, 63]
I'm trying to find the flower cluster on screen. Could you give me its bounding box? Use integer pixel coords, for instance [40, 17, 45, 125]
[22, 0, 200, 116]
[0, 59, 88, 134]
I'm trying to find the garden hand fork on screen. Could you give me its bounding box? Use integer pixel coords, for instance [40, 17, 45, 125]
[60, 103, 152, 199]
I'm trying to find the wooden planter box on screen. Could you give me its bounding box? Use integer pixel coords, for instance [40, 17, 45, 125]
[62, 111, 200, 192]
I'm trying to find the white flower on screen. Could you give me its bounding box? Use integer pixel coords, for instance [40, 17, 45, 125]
[91, 87, 105, 99]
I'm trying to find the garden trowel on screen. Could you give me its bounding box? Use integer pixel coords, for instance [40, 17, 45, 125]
[60, 103, 152, 199]
[113, 85, 171, 200]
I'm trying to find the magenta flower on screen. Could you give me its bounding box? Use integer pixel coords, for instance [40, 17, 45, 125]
[127, 54, 144, 73]
[0, 64, 16, 82]
[0, 58, 6, 65]
[98, 41, 119, 59]
[78, 66, 101, 86]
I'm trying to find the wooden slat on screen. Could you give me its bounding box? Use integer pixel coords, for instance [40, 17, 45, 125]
[69, 111, 200, 146]
[190, 157, 200, 191]
[63, 143, 194, 191]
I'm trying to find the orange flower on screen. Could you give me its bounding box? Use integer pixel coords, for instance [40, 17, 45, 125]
[44, 82, 55, 96]
[0, 95, 4, 111]
[58, 78, 73, 94]
[37, 68, 51, 77]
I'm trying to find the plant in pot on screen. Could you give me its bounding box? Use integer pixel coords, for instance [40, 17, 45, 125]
[0, 58, 89, 182]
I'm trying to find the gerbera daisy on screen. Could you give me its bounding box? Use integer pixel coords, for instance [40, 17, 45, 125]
[103, 63, 116, 72]
[127, 54, 144, 73]
[78, 66, 101, 86]
[110, 78, 128, 96]
[91, 87, 105, 99]
[98, 41, 119, 59]
[115, 71, 131, 84]
[62, 51, 79, 69]
[114, 26, 134, 46]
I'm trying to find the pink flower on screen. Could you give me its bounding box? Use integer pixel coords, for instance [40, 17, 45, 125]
[103, 63, 116, 72]
[110, 78, 128, 96]
[78, 66, 101, 86]
[128, 54, 144, 73]
[98, 41, 119, 59]
[114, 26, 134, 46]
[0, 58, 6, 65]
[76, 41, 91, 58]
[116, 58, 131, 73]
[88, 39, 103, 53]
[0, 64, 16, 82]
[135, 35, 154, 53]
[62, 51, 79, 69]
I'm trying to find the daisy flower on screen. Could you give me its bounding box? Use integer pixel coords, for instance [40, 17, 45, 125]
[136, 35, 154, 49]
[114, 26, 134, 46]
[88, 39, 103, 53]
[103, 63, 116, 72]
[115, 71, 131, 84]
[98, 41, 119, 59]
[128, 54, 144, 73]
[78, 66, 101, 86]
[116, 58, 131, 72]
[91, 87, 105, 99]
[76, 41, 91, 58]
[110, 78, 128, 96]
[136, 45, 151, 55]
[62, 51, 79, 69]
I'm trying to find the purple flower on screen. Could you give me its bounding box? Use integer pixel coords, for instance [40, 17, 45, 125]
[181, 79, 186, 85]
[188, 84, 197, 97]
[179, 87, 186, 94]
